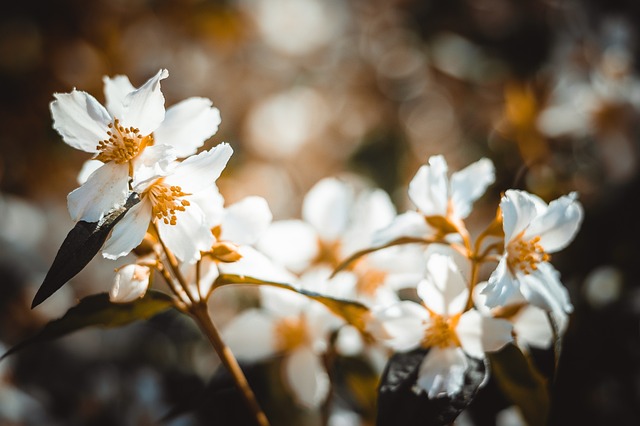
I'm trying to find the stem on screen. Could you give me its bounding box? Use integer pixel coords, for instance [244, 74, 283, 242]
[190, 302, 271, 426]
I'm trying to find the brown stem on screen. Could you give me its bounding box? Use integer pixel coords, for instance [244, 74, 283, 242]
[189, 302, 271, 426]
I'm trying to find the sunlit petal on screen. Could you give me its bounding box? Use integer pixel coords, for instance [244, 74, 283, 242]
[284, 346, 330, 408]
[103, 74, 135, 118]
[418, 254, 468, 316]
[526, 193, 583, 253]
[221, 196, 272, 245]
[158, 203, 213, 263]
[221, 309, 279, 362]
[121, 69, 169, 135]
[456, 309, 512, 359]
[102, 200, 152, 260]
[164, 143, 233, 194]
[302, 178, 353, 241]
[450, 158, 495, 219]
[50, 90, 111, 152]
[416, 346, 468, 398]
[408, 155, 448, 216]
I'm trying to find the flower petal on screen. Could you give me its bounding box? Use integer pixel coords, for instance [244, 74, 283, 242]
[221, 196, 272, 246]
[256, 220, 319, 273]
[372, 211, 432, 246]
[284, 346, 330, 408]
[525, 192, 583, 253]
[110, 264, 151, 303]
[103, 74, 135, 118]
[482, 257, 525, 308]
[417, 347, 468, 398]
[219, 246, 298, 283]
[102, 200, 152, 260]
[221, 309, 279, 362]
[164, 143, 233, 194]
[518, 262, 573, 314]
[369, 301, 428, 351]
[50, 90, 111, 152]
[77, 159, 104, 185]
[456, 309, 512, 359]
[408, 155, 449, 216]
[450, 158, 495, 219]
[302, 178, 354, 241]
[121, 69, 169, 135]
[67, 161, 129, 222]
[154, 97, 222, 157]
[501, 190, 546, 243]
[158, 203, 213, 263]
[418, 253, 468, 316]
[513, 306, 554, 350]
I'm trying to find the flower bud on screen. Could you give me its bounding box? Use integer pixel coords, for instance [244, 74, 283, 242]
[110, 264, 151, 303]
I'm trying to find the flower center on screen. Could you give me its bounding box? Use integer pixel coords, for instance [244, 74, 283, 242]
[275, 317, 308, 352]
[507, 235, 550, 275]
[356, 268, 387, 297]
[145, 181, 191, 226]
[95, 118, 153, 164]
[421, 314, 460, 349]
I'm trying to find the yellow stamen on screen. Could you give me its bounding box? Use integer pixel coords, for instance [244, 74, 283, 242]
[421, 314, 460, 349]
[506, 235, 550, 275]
[356, 268, 387, 297]
[145, 181, 190, 226]
[95, 118, 153, 164]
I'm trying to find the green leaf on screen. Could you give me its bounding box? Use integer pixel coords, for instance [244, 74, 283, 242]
[2, 291, 176, 360]
[213, 274, 370, 331]
[32, 192, 141, 308]
[488, 344, 550, 426]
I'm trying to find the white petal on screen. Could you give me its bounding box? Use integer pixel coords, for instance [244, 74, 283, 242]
[513, 306, 554, 350]
[450, 158, 495, 219]
[417, 347, 468, 398]
[164, 143, 233, 194]
[369, 301, 428, 351]
[103, 74, 135, 118]
[102, 200, 152, 259]
[482, 258, 525, 308]
[158, 203, 213, 263]
[110, 265, 151, 303]
[154, 97, 222, 157]
[77, 159, 104, 185]
[256, 220, 319, 273]
[372, 211, 432, 246]
[284, 346, 330, 408]
[50, 90, 111, 152]
[131, 144, 177, 185]
[219, 246, 298, 284]
[302, 178, 353, 241]
[408, 156, 449, 216]
[525, 193, 583, 253]
[221, 196, 272, 246]
[120, 69, 169, 135]
[501, 190, 545, 243]
[418, 254, 469, 316]
[342, 188, 396, 255]
[518, 262, 573, 314]
[221, 309, 278, 362]
[67, 162, 129, 222]
[456, 309, 512, 359]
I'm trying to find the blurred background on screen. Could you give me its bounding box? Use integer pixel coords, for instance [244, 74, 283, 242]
[1, 0, 640, 424]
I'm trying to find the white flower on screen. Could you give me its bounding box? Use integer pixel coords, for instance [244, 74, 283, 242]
[374, 155, 494, 244]
[222, 287, 338, 407]
[101, 143, 233, 262]
[51, 69, 222, 223]
[109, 264, 151, 303]
[370, 254, 512, 398]
[482, 190, 583, 316]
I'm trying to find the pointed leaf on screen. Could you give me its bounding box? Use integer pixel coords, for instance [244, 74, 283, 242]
[488, 344, 550, 426]
[377, 348, 486, 426]
[3, 291, 176, 360]
[32, 192, 141, 308]
[213, 274, 371, 332]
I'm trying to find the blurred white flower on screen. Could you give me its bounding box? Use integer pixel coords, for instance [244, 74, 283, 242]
[482, 190, 583, 317]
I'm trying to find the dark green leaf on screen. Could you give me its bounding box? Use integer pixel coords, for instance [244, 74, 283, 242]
[377, 348, 487, 426]
[213, 274, 371, 331]
[3, 291, 175, 360]
[488, 344, 550, 426]
[32, 192, 140, 308]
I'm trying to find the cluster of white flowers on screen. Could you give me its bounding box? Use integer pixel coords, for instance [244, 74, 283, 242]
[51, 70, 583, 409]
